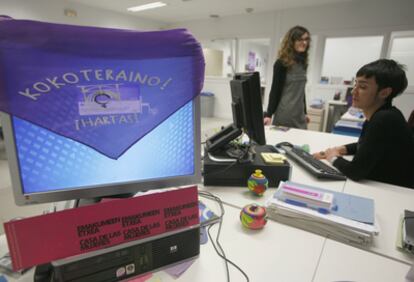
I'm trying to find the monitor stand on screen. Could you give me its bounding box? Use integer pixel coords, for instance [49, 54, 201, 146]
[206, 142, 254, 164]
[203, 145, 291, 187]
[75, 193, 136, 207]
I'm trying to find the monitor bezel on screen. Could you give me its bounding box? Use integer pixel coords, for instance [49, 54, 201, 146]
[0, 96, 201, 206]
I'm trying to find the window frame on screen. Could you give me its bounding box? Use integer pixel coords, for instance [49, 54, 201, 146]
[317, 33, 386, 86]
[386, 30, 414, 94]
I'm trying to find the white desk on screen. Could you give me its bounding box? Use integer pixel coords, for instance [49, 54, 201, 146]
[159, 203, 325, 282]
[265, 127, 354, 191]
[343, 180, 414, 264]
[1, 122, 412, 281]
[0, 199, 326, 282]
[201, 123, 412, 280]
[314, 239, 411, 282]
[201, 127, 358, 209]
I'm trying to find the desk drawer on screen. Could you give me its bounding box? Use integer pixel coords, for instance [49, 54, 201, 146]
[307, 108, 324, 131]
[308, 122, 321, 131]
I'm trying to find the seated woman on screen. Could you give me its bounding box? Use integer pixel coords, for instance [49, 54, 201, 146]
[314, 59, 414, 188]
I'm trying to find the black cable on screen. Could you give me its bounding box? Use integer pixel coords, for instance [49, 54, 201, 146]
[202, 143, 251, 177]
[199, 191, 230, 280]
[74, 199, 80, 208]
[199, 191, 250, 282]
[207, 224, 250, 282]
[202, 159, 239, 177]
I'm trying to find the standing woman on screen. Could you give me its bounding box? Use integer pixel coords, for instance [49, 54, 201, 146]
[264, 26, 311, 129]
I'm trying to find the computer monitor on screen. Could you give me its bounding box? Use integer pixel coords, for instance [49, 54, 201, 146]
[205, 71, 266, 159]
[0, 98, 201, 206]
[231, 72, 266, 145]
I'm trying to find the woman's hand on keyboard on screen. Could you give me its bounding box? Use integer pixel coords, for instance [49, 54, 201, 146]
[313, 151, 326, 160]
[313, 146, 347, 160]
[325, 147, 341, 162]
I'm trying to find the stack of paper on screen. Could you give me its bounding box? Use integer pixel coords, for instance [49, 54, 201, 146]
[266, 181, 379, 245]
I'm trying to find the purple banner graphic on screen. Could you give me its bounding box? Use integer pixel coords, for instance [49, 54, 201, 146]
[0, 18, 204, 159]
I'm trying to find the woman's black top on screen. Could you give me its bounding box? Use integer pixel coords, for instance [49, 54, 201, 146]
[333, 103, 414, 188]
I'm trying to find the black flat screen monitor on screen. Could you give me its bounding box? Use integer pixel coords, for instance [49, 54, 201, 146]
[231, 72, 266, 145]
[205, 72, 265, 156]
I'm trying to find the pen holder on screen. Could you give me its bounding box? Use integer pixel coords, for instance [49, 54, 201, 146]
[247, 169, 268, 196]
[240, 204, 267, 230]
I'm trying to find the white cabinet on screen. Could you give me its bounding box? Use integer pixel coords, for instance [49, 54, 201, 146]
[307, 108, 324, 132]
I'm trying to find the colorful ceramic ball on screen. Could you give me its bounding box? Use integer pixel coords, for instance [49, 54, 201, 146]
[247, 169, 268, 196]
[240, 204, 267, 229]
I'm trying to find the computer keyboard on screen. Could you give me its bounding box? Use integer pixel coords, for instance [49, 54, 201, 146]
[277, 143, 346, 180]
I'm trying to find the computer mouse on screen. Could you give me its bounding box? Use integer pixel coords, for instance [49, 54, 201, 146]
[275, 141, 293, 148]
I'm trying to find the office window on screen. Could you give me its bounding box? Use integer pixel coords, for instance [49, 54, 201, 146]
[389, 35, 414, 87]
[321, 36, 384, 83]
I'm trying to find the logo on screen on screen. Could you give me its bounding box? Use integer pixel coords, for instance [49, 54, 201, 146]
[77, 83, 155, 116]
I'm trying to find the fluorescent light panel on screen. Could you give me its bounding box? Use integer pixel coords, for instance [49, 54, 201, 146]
[127, 2, 167, 12]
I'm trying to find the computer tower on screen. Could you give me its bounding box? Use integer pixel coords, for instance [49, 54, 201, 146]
[49, 227, 200, 281]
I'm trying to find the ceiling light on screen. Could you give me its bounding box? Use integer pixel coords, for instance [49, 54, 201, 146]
[127, 2, 167, 12]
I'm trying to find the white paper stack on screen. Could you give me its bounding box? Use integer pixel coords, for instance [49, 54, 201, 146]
[265, 181, 380, 245]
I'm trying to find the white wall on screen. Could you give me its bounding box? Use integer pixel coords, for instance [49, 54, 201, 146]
[238, 41, 270, 84]
[200, 39, 235, 78]
[203, 77, 232, 120]
[0, 0, 163, 30]
[203, 49, 224, 76]
[169, 0, 414, 119]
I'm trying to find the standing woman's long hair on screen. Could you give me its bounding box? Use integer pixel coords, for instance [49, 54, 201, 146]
[278, 26, 310, 68]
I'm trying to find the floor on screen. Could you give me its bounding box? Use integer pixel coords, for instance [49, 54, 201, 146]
[0, 117, 231, 235]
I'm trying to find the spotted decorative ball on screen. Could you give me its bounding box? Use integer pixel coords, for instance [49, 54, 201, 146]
[247, 169, 268, 196]
[240, 204, 267, 229]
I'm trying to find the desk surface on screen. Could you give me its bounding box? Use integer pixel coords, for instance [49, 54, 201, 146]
[314, 239, 411, 282]
[201, 126, 357, 209]
[265, 127, 413, 265]
[1, 122, 413, 281]
[201, 123, 413, 280]
[343, 180, 414, 264]
[159, 202, 325, 282]
[0, 200, 326, 282]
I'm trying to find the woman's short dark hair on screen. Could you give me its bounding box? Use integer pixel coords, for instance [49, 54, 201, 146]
[356, 59, 408, 102]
